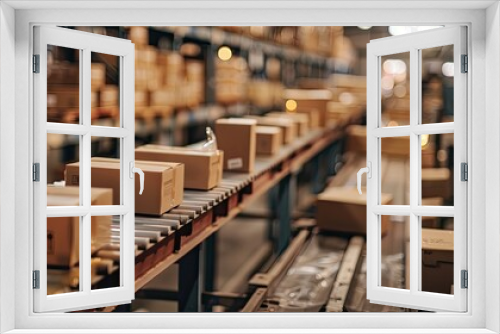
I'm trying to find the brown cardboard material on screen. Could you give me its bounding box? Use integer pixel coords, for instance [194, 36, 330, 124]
[135, 145, 223, 190]
[421, 228, 454, 295]
[283, 89, 332, 126]
[99, 85, 119, 107]
[316, 187, 392, 235]
[256, 126, 282, 156]
[346, 125, 411, 157]
[296, 108, 321, 129]
[47, 186, 112, 268]
[65, 158, 184, 215]
[265, 112, 309, 137]
[215, 118, 257, 173]
[245, 116, 296, 145]
[422, 168, 451, 199]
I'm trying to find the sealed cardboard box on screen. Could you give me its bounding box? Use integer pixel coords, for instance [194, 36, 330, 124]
[47, 186, 112, 268]
[346, 125, 410, 157]
[316, 187, 393, 235]
[65, 158, 184, 215]
[265, 112, 309, 137]
[128, 26, 149, 46]
[215, 118, 256, 173]
[256, 126, 282, 156]
[245, 116, 296, 145]
[422, 168, 451, 199]
[421, 228, 454, 294]
[136, 145, 223, 190]
[326, 102, 363, 126]
[283, 89, 332, 126]
[99, 85, 119, 107]
[297, 108, 321, 129]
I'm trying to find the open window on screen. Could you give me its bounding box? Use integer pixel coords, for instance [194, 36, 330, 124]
[33, 26, 139, 312]
[364, 26, 467, 312]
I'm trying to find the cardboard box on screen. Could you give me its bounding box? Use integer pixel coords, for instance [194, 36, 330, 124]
[283, 89, 332, 126]
[91, 63, 106, 91]
[326, 102, 363, 126]
[421, 197, 445, 228]
[421, 228, 454, 294]
[128, 26, 149, 46]
[346, 125, 410, 157]
[135, 145, 223, 190]
[65, 158, 184, 216]
[422, 168, 451, 199]
[265, 112, 309, 137]
[316, 187, 393, 235]
[215, 118, 256, 173]
[297, 108, 321, 129]
[256, 126, 282, 156]
[47, 186, 112, 268]
[245, 116, 296, 145]
[99, 85, 119, 107]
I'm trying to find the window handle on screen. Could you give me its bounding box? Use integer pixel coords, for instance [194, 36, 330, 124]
[357, 162, 371, 195]
[130, 162, 144, 195]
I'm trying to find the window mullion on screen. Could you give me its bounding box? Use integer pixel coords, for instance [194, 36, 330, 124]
[409, 47, 420, 294]
[81, 48, 92, 293]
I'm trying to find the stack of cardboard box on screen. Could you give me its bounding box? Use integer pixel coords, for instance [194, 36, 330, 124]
[215, 57, 249, 105]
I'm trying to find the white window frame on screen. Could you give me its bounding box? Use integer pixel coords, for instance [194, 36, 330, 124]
[0, 1, 498, 333]
[366, 26, 467, 312]
[33, 26, 136, 312]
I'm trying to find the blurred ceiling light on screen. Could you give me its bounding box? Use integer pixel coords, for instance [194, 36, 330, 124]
[218, 46, 232, 61]
[393, 84, 407, 98]
[421, 134, 430, 147]
[358, 26, 372, 30]
[442, 62, 454, 77]
[381, 75, 395, 90]
[286, 99, 298, 112]
[389, 26, 442, 36]
[339, 92, 355, 105]
[383, 59, 407, 75]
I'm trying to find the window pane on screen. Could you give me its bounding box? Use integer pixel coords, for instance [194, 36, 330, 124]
[421, 45, 454, 124]
[92, 215, 120, 290]
[421, 220, 454, 294]
[380, 215, 409, 290]
[421, 133, 454, 206]
[380, 136, 410, 205]
[47, 134, 80, 206]
[91, 137, 122, 205]
[380, 52, 410, 127]
[91, 52, 120, 126]
[47, 45, 80, 124]
[47, 216, 81, 295]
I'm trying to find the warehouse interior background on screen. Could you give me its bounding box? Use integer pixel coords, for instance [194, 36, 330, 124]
[45, 25, 455, 313]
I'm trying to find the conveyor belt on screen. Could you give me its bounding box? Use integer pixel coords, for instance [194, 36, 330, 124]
[82, 123, 347, 307]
